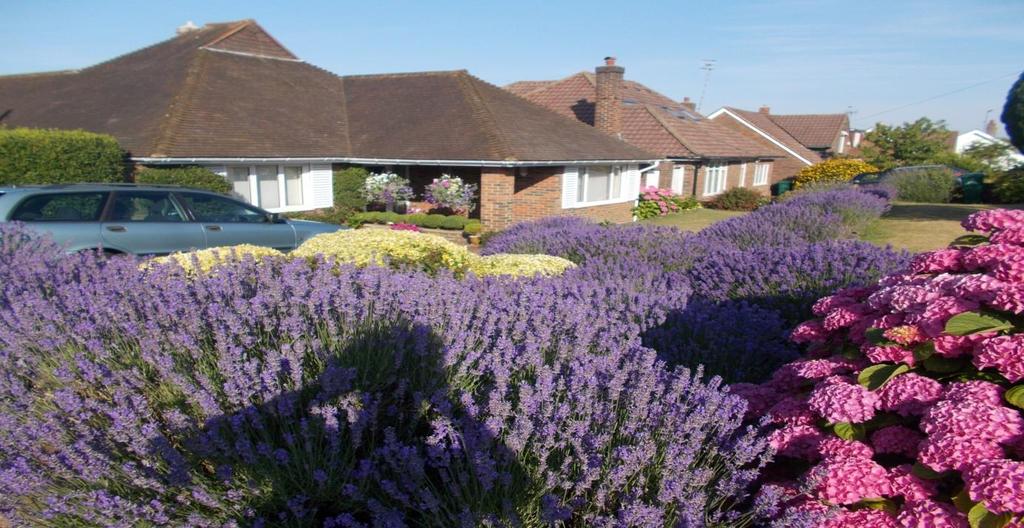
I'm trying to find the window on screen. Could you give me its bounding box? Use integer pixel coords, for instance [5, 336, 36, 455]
[178, 193, 270, 223]
[644, 170, 659, 190]
[671, 165, 684, 194]
[753, 162, 770, 185]
[108, 192, 183, 222]
[226, 164, 307, 210]
[739, 163, 748, 187]
[703, 163, 727, 196]
[577, 165, 624, 204]
[10, 192, 107, 222]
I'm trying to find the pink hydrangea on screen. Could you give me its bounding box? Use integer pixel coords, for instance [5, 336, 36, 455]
[963, 244, 1024, 273]
[818, 438, 873, 461]
[962, 209, 1024, 234]
[964, 459, 1024, 514]
[768, 396, 816, 426]
[863, 344, 915, 365]
[790, 320, 829, 343]
[917, 433, 1004, 473]
[808, 378, 879, 423]
[883, 324, 925, 345]
[769, 358, 861, 392]
[871, 425, 923, 457]
[897, 500, 968, 528]
[727, 383, 779, 418]
[823, 508, 899, 528]
[813, 293, 857, 317]
[889, 464, 939, 501]
[943, 381, 1004, 406]
[932, 332, 991, 358]
[990, 226, 1024, 246]
[769, 424, 825, 460]
[811, 457, 892, 505]
[910, 248, 964, 274]
[973, 334, 1024, 382]
[949, 273, 1004, 303]
[991, 284, 1024, 314]
[920, 399, 1023, 443]
[823, 304, 867, 331]
[877, 373, 943, 416]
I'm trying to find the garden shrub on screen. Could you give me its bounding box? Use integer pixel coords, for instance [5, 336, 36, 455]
[467, 253, 577, 278]
[794, 158, 879, 188]
[992, 166, 1024, 203]
[0, 127, 126, 185]
[423, 174, 477, 213]
[292, 228, 472, 276]
[134, 166, 231, 193]
[422, 214, 446, 229]
[885, 166, 957, 203]
[362, 171, 414, 210]
[145, 245, 284, 274]
[350, 211, 473, 231]
[463, 221, 483, 236]
[633, 187, 699, 219]
[741, 208, 1024, 526]
[440, 215, 465, 230]
[694, 204, 853, 250]
[707, 187, 767, 211]
[286, 207, 351, 226]
[0, 223, 772, 526]
[778, 186, 890, 233]
[333, 166, 370, 212]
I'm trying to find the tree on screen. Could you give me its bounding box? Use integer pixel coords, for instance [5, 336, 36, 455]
[861, 117, 953, 170]
[1003, 71, 1024, 154]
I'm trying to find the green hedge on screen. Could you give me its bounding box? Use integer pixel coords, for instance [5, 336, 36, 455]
[351, 211, 481, 232]
[0, 128, 126, 185]
[706, 187, 768, 211]
[134, 166, 231, 193]
[886, 168, 957, 203]
[334, 167, 369, 212]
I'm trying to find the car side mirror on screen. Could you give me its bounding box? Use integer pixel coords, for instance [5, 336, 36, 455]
[268, 212, 285, 224]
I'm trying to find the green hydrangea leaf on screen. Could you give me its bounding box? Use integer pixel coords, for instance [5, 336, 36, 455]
[1005, 385, 1024, 410]
[858, 363, 911, 390]
[950, 234, 991, 247]
[913, 343, 935, 362]
[968, 502, 1014, 528]
[864, 327, 887, 344]
[952, 488, 974, 514]
[830, 422, 866, 441]
[924, 356, 969, 373]
[857, 497, 897, 514]
[945, 311, 1013, 336]
[911, 462, 945, 480]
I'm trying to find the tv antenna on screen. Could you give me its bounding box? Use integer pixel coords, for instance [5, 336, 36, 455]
[697, 59, 716, 112]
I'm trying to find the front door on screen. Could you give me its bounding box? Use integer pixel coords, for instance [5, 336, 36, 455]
[176, 192, 296, 250]
[100, 191, 206, 255]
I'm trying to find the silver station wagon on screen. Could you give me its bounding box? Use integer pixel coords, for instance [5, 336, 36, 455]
[0, 184, 344, 255]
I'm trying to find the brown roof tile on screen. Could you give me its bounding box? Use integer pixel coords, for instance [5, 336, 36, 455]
[507, 72, 778, 160]
[718, 107, 823, 163]
[768, 113, 848, 150]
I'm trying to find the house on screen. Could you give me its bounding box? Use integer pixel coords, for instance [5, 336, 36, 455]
[708, 106, 856, 179]
[507, 59, 782, 199]
[955, 121, 1024, 170]
[0, 20, 657, 230]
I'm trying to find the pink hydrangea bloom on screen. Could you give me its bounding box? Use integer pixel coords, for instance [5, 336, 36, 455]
[883, 324, 925, 345]
[823, 508, 899, 528]
[877, 373, 943, 416]
[769, 424, 825, 460]
[823, 304, 867, 331]
[818, 438, 873, 461]
[889, 464, 938, 501]
[962, 209, 1024, 234]
[910, 248, 964, 274]
[963, 244, 1024, 273]
[917, 433, 1004, 473]
[897, 500, 968, 528]
[769, 358, 861, 392]
[990, 227, 1024, 246]
[932, 332, 991, 358]
[811, 457, 892, 505]
[871, 425, 923, 457]
[768, 396, 816, 426]
[813, 294, 857, 317]
[973, 334, 1024, 382]
[920, 399, 1023, 443]
[863, 344, 915, 365]
[943, 381, 1004, 406]
[727, 383, 779, 418]
[808, 378, 879, 423]
[791, 320, 829, 344]
[964, 459, 1024, 514]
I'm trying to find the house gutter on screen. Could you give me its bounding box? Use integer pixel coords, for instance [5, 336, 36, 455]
[132, 156, 662, 168]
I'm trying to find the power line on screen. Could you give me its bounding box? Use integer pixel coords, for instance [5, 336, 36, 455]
[858, 70, 1021, 122]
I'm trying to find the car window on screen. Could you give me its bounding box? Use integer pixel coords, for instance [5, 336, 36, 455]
[107, 192, 184, 222]
[178, 193, 269, 223]
[10, 192, 107, 222]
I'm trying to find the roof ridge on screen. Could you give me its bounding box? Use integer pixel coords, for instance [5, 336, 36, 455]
[0, 69, 79, 79]
[201, 20, 299, 60]
[733, 107, 815, 151]
[150, 49, 207, 157]
[642, 104, 697, 156]
[202, 20, 254, 48]
[341, 69, 467, 80]
[455, 72, 515, 160]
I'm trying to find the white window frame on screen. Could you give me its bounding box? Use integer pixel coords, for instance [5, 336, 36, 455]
[225, 164, 311, 212]
[671, 165, 684, 194]
[739, 162, 748, 187]
[753, 162, 770, 186]
[703, 162, 728, 196]
[577, 165, 624, 205]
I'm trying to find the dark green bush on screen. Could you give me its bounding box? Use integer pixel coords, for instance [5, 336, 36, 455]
[885, 168, 956, 203]
[707, 187, 766, 211]
[285, 208, 350, 226]
[422, 214, 446, 229]
[463, 221, 483, 236]
[993, 167, 1024, 203]
[440, 215, 465, 230]
[0, 128, 126, 185]
[333, 167, 369, 212]
[406, 213, 430, 226]
[349, 212, 471, 230]
[134, 166, 231, 193]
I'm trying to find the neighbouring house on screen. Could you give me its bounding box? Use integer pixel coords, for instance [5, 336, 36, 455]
[956, 121, 1024, 170]
[0, 20, 657, 230]
[506, 59, 781, 199]
[708, 106, 856, 180]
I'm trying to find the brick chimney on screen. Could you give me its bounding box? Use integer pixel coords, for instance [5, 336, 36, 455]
[758, 105, 771, 114]
[986, 119, 999, 136]
[595, 56, 624, 136]
[680, 97, 696, 111]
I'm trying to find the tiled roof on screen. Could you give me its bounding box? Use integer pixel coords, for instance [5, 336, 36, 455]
[768, 113, 848, 150]
[506, 72, 777, 160]
[0, 21, 655, 163]
[718, 108, 823, 163]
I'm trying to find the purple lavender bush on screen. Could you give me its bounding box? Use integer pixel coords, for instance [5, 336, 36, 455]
[693, 204, 852, 250]
[776, 185, 890, 233]
[0, 224, 773, 527]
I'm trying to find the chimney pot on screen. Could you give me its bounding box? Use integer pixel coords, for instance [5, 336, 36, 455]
[759, 105, 771, 114]
[681, 97, 696, 112]
[986, 119, 999, 136]
[176, 20, 199, 35]
[595, 57, 625, 136]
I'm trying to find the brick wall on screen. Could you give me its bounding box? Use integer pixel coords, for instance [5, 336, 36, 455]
[480, 168, 515, 229]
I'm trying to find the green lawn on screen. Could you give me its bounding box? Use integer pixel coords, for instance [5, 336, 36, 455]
[643, 202, 1024, 253]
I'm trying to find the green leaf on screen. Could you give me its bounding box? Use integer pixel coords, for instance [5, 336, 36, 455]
[857, 497, 898, 515]
[950, 234, 991, 247]
[969, 502, 989, 528]
[911, 462, 945, 480]
[969, 501, 1014, 528]
[1005, 385, 1024, 410]
[956, 370, 1009, 383]
[864, 327, 887, 344]
[830, 422, 866, 441]
[924, 356, 969, 373]
[858, 363, 911, 390]
[952, 488, 974, 514]
[945, 311, 1014, 336]
[913, 343, 935, 362]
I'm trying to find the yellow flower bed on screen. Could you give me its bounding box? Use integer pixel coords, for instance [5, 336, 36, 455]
[292, 229, 471, 275]
[467, 253, 576, 278]
[145, 245, 284, 274]
[794, 158, 879, 188]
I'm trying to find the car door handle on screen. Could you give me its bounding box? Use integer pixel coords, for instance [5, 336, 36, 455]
[105, 225, 127, 232]
[204, 225, 222, 232]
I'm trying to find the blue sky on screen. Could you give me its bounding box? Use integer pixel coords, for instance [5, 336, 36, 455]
[3, 0, 1022, 133]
